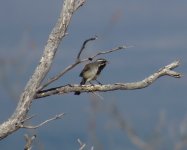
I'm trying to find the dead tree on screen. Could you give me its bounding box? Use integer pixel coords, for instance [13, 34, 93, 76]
[0, 0, 181, 144]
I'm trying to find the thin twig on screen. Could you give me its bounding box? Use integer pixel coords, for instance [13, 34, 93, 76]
[74, 0, 86, 11]
[89, 45, 133, 59]
[21, 113, 65, 129]
[24, 134, 36, 150]
[21, 115, 36, 124]
[0, 0, 85, 140]
[77, 138, 94, 150]
[37, 44, 130, 91]
[80, 45, 132, 62]
[37, 36, 97, 91]
[36, 43, 130, 97]
[111, 105, 153, 150]
[77, 36, 98, 60]
[77, 138, 86, 150]
[37, 62, 80, 91]
[35, 60, 181, 99]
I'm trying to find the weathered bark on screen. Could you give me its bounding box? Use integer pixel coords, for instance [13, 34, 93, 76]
[0, 0, 85, 140]
[36, 60, 181, 99]
[0, 0, 181, 144]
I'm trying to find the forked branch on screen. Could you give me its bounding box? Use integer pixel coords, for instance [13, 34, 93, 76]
[77, 36, 98, 60]
[20, 113, 65, 129]
[77, 138, 94, 150]
[111, 105, 153, 150]
[24, 134, 36, 150]
[38, 39, 130, 91]
[0, 0, 85, 140]
[36, 60, 181, 99]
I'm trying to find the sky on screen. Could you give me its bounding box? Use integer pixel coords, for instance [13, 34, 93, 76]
[0, 0, 187, 149]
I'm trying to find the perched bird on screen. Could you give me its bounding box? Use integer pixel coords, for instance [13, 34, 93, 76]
[74, 58, 108, 95]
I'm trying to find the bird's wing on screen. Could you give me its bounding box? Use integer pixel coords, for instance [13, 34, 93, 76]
[79, 64, 91, 77]
[96, 64, 106, 75]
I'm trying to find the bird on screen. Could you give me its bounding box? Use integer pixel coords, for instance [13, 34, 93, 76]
[74, 58, 108, 95]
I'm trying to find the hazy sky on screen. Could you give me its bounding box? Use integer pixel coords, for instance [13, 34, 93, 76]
[0, 0, 187, 149]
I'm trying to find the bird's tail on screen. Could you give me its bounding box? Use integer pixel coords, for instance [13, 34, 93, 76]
[74, 91, 81, 95]
[74, 79, 86, 95]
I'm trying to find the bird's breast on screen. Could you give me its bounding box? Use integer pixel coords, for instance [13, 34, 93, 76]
[83, 67, 98, 81]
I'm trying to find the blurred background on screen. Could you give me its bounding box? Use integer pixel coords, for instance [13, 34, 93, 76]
[0, 0, 187, 149]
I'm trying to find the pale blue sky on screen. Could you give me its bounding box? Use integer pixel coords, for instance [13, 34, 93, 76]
[0, 0, 187, 149]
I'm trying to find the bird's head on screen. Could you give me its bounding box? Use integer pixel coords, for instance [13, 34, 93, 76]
[95, 58, 109, 66]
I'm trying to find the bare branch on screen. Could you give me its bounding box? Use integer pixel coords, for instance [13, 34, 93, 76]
[77, 138, 94, 150]
[77, 36, 98, 60]
[35, 60, 181, 99]
[0, 0, 84, 140]
[37, 62, 80, 91]
[21, 115, 36, 123]
[77, 138, 86, 150]
[74, 0, 86, 11]
[88, 45, 133, 60]
[37, 44, 129, 91]
[24, 134, 36, 150]
[38, 36, 98, 91]
[111, 105, 153, 150]
[20, 113, 65, 129]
